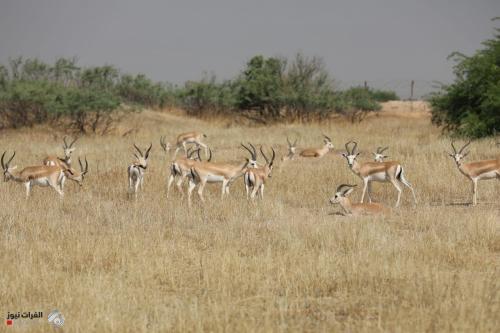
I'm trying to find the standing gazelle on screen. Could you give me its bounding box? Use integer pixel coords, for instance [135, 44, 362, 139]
[342, 141, 417, 207]
[127, 143, 152, 195]
[448, 141, 500, 206]
[2, 151, 67, 197]
[373, 146, 389, 162]
[244, 146, 275, 199]
[43, 136, 78, 168]
[160, 136, 171, 155]
[173, 131, 208, 158]
[299, 135, 334, 158]
[329, 184, 389, 216]
[187, 143, 257, 205]
[167, 147, 210, 198]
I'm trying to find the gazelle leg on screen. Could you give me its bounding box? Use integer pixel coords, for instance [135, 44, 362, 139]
[134, 178, 140, 193]
[472, 178, 478, 206]
[390, 178, 402, 207]
[367, 181, 373, 203]
[25, 182, 31, 198]
[250, 185, 259, 199]
[197, 180, 206, 203]
[399, 171, 417, 205]
[360, 179, 369, 203]
[187, 179, 196, 206]
[176, 176, 185, 197]
[221, 179, 229, 199]
[260, 184, 264, 199]
[167, 174, 175, 197]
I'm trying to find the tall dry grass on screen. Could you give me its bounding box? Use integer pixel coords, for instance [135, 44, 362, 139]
[0, 103, 499, 332]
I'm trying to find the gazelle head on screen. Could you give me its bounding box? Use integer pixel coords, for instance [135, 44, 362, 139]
[330, 184, 356, 205]
[66, 157, 89, 187]
[133, 143, 152, 169]
[160, 136, 171, 153]
[260, 146, 276, 177]
[1, 151, 17, 182]
[373, 146, 389, 162]
[449, 140, 471, 165]
[241, 143, 258, 168]
[62, 136, 78, 159]
[342, 141, 360, 167]
[286, 136, 298, 155]
[323, 134, 334, 150]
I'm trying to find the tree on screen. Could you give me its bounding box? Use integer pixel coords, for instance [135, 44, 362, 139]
[431, 19, 500, 138]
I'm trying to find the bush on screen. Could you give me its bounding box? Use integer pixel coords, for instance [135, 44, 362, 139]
[431, 20, 500, 138]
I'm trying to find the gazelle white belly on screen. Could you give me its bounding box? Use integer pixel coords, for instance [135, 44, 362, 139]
[477, 171, 498, 180]
[367, 172, 387, 182]
[31, 177, 50, 187]
[206, 174, 225, 183]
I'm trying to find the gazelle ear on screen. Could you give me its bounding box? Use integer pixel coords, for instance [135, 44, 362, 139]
[342, 153, 347, 158]
[356, 152, 361, 157]
[68, 148, 76, 153]
[344, 188, 354, 196]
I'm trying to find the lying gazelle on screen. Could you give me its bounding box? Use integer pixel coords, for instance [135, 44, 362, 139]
[342, 141, 417, 207]
[187, 143, 257, 205]
[329, 184, 389, 216]
[43, 136, 78, 168]
[160, 136, 171, 155]
[166, 147, 210, 198]
[173, 131, 208, 158]
[244, 146, 275, 199]
[2, 151, 69, 197]
[373, 146, 389, 162]
[299, 134, 334, 158]
[127, 143, 152, 195]
[281, 137, 298, 161]
[448, 141, 500, 206]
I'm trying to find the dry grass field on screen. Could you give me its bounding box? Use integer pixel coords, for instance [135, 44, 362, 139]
[0, 102, 499, 332]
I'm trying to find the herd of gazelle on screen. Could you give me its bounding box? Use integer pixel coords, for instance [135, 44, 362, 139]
[2, 131, 499, 215]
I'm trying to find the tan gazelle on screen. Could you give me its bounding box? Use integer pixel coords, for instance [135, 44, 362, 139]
[299, 134, 334, 158]
[342, 141, 417, 207]
[167, 147, 210, 198]
[329, 184, 389, 216]
[281, 136, 298, 161]
[173, 131, 208, 158]
[127, 143, 152, 195]
[160, 136, 171, 155]
[2, 151, 68, 197]
[187, 143, 258, 205]
[448, 141, 500, 206]
[373, 146, 389, 162]
[244, 146, 275, 199]
[43, 136, 78, 168]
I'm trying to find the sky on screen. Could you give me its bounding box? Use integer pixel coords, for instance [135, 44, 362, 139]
[0, 0, 499, 98]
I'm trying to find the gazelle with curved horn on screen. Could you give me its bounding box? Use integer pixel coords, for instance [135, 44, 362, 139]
[166, 147, 210, 198]
[160, 136, 171, 155]
[2, 151, 68, 197]
[244, 146, 276, 199]
[329, 184, 389, 216]
[127, 143, 152, 194]
[63, 157, 89, 189]
[342, 141, 417, 207]
[281, 136, 298, 161]
[299, 134, 334, 158]
[173, 131, 208, 158]
[373, 146, 389, 163]
[187, 143, 258, 205]
[43, 136, 79, 168]
[448, 140, 500, 206]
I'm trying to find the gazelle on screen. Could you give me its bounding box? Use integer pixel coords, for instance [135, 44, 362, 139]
[173, 131, 208, 158]
[244, 146, 275, 199]
[342, 141, 417, 207]
[43, 136, 78, 168]
[373, 146, 389, 162]
[160, 136, 171, 155]
[299, 134, 334, 158]
[329, 184, 389, 216]
[281, 137, 298, 161]
[127, 143, 152, 195]
[2, 151, 67, 197]
[187, 143, 257, 205]
[448, 141, 500, 206]
[166, 147, 210, 198]
[63, 157, 89, 189]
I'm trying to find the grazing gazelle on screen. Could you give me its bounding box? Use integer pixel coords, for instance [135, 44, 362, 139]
[448, 141, 500, 206]
[160, 136, 171, 155]
[173, 131, 208, 158]
[2, 151, 67, 197]
[329, 184, 389, 216]
[299, 134, 334, 158]
[127, 143, 152, 195]
[373, 146, 389, 162]
[342, 141, 417, 207]
[166, 147, 210, 198]
[43, 136, 78, 168]
[187, 143, 257, 205]
[281, 137, 298, 161]
[244, 146, 276, 199]
[63, 157, 89, 189]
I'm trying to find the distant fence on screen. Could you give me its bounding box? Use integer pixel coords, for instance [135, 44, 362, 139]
[337, 79, 443, 100]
